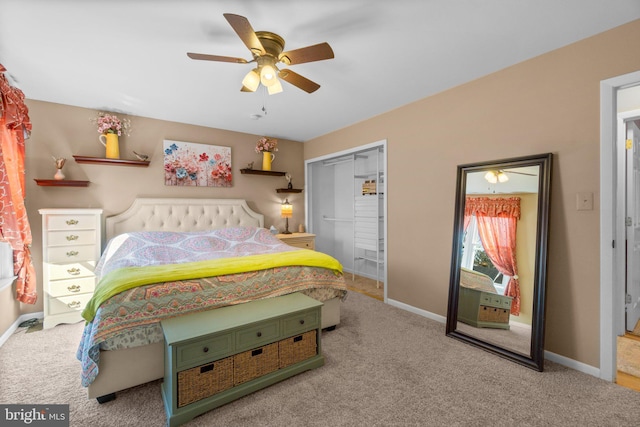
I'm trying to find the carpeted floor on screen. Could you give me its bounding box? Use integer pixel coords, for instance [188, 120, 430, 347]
[2, 292, 640, 426]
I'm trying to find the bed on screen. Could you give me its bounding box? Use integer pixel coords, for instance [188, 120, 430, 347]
[76, 198, 347, 401]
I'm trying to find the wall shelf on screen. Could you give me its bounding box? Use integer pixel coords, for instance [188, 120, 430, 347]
[240, 168, 286, 176]
[276, 188, 302, 193]
[73, 155, 150, 167]
[34, 179, 90, 187]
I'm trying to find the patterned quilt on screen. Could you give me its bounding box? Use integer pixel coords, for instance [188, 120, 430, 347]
[76, 227, 347, 387]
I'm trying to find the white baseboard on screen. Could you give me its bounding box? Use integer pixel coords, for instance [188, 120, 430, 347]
[386, 298, 447, 323]
[0, 312, 44, 348]
[386, 298, 601, 379]
[544, 350, 600, 378]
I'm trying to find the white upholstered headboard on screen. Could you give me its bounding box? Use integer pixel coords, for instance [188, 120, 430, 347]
[105, 198, 264, 240]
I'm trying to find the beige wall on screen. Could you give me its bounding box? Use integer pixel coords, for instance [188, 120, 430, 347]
[304, 19, 640, 368]
[0, 101, 304, 331]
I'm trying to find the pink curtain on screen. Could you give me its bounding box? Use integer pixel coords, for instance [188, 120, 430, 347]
[0, 64, 37, 304]
[465, 197, 521, 315]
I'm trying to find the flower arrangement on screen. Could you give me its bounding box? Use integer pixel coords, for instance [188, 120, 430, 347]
[255, 137, 278, 153]
[92, 112, 132, 136]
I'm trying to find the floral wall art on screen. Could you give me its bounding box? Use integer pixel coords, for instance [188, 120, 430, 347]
[163, 140, 232, 187]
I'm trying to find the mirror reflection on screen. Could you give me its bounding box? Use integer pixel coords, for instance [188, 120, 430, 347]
[446, 153, 552, 370]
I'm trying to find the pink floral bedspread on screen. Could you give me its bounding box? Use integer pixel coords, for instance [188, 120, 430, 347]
[76, 227, 347, 387]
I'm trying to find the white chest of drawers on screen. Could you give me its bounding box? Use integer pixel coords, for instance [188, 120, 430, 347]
[39, 208, 102, 329]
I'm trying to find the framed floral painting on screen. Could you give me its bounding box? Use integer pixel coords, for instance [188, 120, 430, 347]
[163, 140, 232, 187]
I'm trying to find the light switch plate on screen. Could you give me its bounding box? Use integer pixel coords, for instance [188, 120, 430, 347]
[577, 192, 594, 211]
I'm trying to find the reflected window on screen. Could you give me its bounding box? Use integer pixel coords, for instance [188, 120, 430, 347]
[461, 216, 510, 294]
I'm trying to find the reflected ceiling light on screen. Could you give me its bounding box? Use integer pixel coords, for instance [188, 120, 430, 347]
[484, 170, 509, 184]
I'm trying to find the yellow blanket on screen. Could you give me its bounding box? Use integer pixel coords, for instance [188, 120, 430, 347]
[82, 249, 343, 322]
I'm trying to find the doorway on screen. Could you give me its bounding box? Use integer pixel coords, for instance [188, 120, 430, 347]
[305, 140, 388, 302]
[600, 70, 640, 382]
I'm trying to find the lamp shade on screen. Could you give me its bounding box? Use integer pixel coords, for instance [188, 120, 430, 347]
[267, 78, 283, 95]
[242, 69, 260, 92]
[281, 199, 293, 218]
[260, 64, 278, 87]
[497, 171, 509, 183]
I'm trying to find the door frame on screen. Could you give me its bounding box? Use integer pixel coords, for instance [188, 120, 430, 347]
[600, 70, 640, 382]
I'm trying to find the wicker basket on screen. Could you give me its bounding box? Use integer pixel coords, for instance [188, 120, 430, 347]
[177, 356, 234, 408]
[478, 305, 510, 323]
[279, 330, 317, 369]
[233, 342, 279, 386]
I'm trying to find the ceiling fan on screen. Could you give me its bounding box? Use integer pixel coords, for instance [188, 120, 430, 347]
[187, 13, 334, 95]
[484, 168, 537, 184]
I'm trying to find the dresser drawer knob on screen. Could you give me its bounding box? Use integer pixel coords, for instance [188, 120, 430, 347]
[66, 235, 79, 241]
[67, 301, 81, 309]
[67, 285, 81, 293]
[203, 347, 209, 353]
[299, 319, 305, 325]
[256, 331, 262, 338]
[66, 219, 79, 226]
[67, 268, 81, 276]
[66, 251, 79, 257]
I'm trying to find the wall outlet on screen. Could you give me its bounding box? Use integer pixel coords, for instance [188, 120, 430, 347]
[576, 192, 594, 211]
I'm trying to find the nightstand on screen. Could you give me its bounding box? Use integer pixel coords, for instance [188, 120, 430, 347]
[276, 233, 315, 250]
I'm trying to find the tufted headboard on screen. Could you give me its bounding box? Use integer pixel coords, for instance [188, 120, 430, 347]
[105, 198, 264, 240]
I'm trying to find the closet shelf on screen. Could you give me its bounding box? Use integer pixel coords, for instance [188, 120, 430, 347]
[323, 216, 354, 222]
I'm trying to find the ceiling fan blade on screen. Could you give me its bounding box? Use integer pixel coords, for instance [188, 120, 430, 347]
[503, 170, 537, 176]
[279, 42, 334, 65]
[278, 69, 321, 93]
[187, 52, 248, 63]
[223, 13, 265, 56]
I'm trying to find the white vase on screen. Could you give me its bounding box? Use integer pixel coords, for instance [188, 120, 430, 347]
[54, 168, 65, 180]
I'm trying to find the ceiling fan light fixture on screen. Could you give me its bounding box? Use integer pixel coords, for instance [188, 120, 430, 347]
[267, 79, 283, 95]
[260, 64, 278, 87]
[484, 171, 498, 184]
[497, 171, 509, 183]
[242, 69, 260, 92]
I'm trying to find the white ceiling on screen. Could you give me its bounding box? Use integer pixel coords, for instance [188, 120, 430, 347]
[2, 1, 640, 142]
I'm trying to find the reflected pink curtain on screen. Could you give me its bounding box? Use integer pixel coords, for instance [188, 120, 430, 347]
[0, 64, 36, 304]
[465, 197, 521, 315]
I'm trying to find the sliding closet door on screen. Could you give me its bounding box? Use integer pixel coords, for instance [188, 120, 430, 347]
[307, 157, 354, 273]
[306, 140, 387, 288]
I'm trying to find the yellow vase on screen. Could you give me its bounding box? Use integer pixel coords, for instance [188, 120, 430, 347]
[99, 133, 120, 159]
[262, 151, 275, 171]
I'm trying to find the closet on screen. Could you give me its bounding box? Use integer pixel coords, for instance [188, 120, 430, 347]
[306, 141, 386, 290]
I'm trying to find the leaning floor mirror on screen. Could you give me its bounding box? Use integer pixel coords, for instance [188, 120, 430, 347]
[445, 153, 552, 371]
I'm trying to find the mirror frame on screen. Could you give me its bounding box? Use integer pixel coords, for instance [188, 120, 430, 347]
[445, 153, 552, 371]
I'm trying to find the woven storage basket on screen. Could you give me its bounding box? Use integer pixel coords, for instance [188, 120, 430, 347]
[177, 356, 234, 408]
[279, 330, 317, 369]
[478, 306, 509, 323]
[233, 342, 279, 386]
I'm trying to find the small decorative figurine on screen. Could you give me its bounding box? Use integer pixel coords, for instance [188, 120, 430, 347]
[133, 151, 149, 161]
[53, 156, 66, 180]
[247, 161, 254, 170]
[285, 173, 293, 189]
